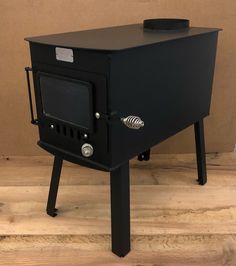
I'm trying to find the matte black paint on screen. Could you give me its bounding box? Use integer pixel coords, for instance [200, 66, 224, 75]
[143, 18, 189, 31]
[110, 162, 130, 257]
[25, 22, 220, 257]
[31, 61, 110, 169]
[25, 24, 219, 51]
[40, 72, 93, 131]
[108, 32, 219, 168]
[27, 29, 219, 170]
[46, 156, 63, 217]
[194, 120, 207, 185]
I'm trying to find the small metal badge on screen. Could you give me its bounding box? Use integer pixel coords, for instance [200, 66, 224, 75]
[55, 47, 74, 63]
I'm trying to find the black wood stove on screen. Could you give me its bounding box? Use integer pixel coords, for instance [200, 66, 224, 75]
[25, 18, 220, 257]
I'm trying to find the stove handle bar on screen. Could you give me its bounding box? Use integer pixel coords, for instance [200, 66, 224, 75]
[121, 116, 144, 130]
[24, 67, 38, 125]
[97, 112, 144, 130]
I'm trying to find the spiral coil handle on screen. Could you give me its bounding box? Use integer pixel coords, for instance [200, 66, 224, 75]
[121, 116, 144, 129]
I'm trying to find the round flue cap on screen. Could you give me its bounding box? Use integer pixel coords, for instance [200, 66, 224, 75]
[143, 18, 190, 31]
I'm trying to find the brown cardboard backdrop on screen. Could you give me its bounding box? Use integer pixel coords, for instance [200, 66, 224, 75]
[0, 0, 235, 155]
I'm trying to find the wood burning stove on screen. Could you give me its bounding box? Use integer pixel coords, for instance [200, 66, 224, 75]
[25, 18, 220, 257]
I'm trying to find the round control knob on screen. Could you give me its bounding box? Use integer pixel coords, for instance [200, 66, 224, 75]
[81, 143, 94, 157]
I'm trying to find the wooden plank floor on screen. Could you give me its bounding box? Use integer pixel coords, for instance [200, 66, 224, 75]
[0, 152, 235, 265]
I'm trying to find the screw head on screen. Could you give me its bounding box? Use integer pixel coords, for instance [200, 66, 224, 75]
[95, 112, 100, 119]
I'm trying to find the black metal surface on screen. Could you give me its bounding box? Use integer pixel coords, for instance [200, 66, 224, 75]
[39, 72, 94, 132]
[25, 29, 220, 171]
[110, 162, 130, 257]
[194, 119, 207, 185]
[109, 32, 219, 168]
[38, 141, 112, 171]
[143, 18, 189, 31]
[138, 149, 150, 161]
[25, 24, 220, 52]
[25, 21, 220, 257]
[24, 67, 38, 125]
[29, 43, 109, 74]
[29, 61, 110, 169]
[46, 156, 63, 217]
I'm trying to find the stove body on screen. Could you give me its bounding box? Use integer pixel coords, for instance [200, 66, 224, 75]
[25, 20, 220, 257]
[26, 24, 219, 171]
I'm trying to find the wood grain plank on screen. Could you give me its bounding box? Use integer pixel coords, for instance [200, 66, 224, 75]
[0, 153, 235, 265]
[0, 185, 235, 235]
[0, 152, 235, 186]
[0, 236, 236, 266]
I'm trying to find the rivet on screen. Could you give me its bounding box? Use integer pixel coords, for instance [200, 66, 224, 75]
[95, 112, 100, 119]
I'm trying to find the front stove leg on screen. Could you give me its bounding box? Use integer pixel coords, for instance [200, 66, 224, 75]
[110, 162, 130, 257]
[194, 119, 207, 185]
[46, 156, 63, 217]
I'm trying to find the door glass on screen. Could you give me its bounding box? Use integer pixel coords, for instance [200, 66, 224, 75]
[39, 73, 92, 130]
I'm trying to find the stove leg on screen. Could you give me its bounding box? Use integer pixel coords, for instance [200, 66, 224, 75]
[110, 162, 130, 257]
[138, 149, 150, 161]
[46, 156, 63, 217]
[194, 119, 207, 185]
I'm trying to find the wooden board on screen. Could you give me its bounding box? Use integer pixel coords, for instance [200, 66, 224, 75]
[0, 185, 235, 235]
[0, 153, 235, 265]
[0, 152, 236, 186]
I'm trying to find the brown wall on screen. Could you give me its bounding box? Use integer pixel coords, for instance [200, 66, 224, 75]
[0, 0, 235, 155]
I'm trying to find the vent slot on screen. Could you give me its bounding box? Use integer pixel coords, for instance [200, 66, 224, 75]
[56, 124, 60, 133]
[70, 128, 74, 138]
[77, 131, 81, 140]
[50, 123, 80, 141]
[63, 126, 67, 136]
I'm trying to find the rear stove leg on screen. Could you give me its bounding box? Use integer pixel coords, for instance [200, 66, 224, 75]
[194, 119, 207, 185]
[138, 149, 150, 161]
[110, 162, 130, 257]
[46, 156, 63, 217]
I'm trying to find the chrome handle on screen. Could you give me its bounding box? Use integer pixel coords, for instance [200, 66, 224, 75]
[121, 116, 144, 129]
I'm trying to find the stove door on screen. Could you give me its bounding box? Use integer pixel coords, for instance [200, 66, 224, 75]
[31, 64, 110, 170]
[39, 72, 93, 132]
